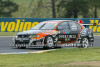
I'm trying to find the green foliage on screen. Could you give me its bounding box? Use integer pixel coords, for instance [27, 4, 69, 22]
[1, 0, 100, 18]
[87, 0, 100, 18]
[0, 0, 18, 17]
[57, 0, 89, 18]
[88, 0, 100, 7]
[30, 0, 52, 18]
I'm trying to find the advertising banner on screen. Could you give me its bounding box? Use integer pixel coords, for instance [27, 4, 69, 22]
[0, 18, 100, 33]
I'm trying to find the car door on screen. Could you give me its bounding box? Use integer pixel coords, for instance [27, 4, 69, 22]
[57, 22, 70, 44]
[57, 21, 81, 44]
[68, 21, 81, 43]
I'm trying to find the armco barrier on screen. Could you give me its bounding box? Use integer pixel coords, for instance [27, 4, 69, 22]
[0, 18, 100, 33]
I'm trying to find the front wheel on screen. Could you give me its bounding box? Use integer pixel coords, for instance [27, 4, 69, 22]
[43, 36, 54, 49]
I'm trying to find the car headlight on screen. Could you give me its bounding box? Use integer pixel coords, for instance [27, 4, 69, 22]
[15, 35, 18, 38]
[29, 35, 32, 38]
[32, 35, 39, 37]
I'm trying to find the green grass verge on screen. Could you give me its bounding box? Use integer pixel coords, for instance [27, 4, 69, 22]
[94, 33, 100, 35]
[0, 32, 17, 36]
[0, 47, 100, 67]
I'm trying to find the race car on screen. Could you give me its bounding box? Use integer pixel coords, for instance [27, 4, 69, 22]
[11, 20, 95, 49]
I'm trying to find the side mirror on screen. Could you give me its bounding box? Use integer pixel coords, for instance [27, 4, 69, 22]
[56, 26, 63, 30]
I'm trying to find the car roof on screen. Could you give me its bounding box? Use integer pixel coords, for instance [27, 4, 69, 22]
[41, 20, 74, 23]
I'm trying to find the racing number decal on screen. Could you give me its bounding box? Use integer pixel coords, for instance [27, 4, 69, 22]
[58, 35, 77, 42]
[56, 21, 79, 44]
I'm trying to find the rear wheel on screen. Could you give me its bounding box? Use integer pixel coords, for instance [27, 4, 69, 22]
[81, 37, 90, 48]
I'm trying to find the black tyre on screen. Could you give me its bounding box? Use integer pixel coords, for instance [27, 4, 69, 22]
[43, 36, 54, 49]
[81, 37, 90, 48]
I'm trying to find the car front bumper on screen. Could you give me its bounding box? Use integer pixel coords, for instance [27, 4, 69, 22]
[11, 37, 45, 48]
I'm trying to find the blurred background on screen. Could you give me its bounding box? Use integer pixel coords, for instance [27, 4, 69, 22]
[0, 0, 100, 18]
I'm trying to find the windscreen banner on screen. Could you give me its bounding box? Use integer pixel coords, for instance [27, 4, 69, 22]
[0, 18, 100, 33]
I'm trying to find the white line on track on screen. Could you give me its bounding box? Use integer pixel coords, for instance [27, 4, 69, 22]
[0, 49, 56, 55]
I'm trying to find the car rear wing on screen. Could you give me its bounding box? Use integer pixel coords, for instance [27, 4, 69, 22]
[75, 19, 97, 26]
[82, 23, 97, 26]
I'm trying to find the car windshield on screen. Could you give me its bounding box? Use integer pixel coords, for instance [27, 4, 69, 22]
[31, 23, 45, 30]
[31, 22, 58, 30]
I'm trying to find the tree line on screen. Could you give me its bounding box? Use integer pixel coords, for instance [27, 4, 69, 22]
[0, 0, 100, 18]
[57, 0, 100, 18]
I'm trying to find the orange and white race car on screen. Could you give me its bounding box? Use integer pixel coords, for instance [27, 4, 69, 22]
[11, 20, 95, 49]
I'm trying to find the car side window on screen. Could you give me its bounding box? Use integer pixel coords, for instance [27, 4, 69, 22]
[76, 23, 82, 30]
[57, 22, 69, 30]
[69, 22, 78, 30]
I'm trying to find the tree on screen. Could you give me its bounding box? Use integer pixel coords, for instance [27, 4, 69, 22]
[0, 0, 18, 17]
[57, 0, 89, 18]
[88, 0, 100, 18]
[51, 0, 56, 18]
[31, 0, 55, 18]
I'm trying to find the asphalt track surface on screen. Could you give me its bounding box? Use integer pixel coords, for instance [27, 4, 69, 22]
[0, 36, 100, 53]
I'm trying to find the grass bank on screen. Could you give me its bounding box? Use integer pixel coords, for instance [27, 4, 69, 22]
[0, 32, 17, 36]
[94, 33, 100, 35]
[0, 47, 100, 67]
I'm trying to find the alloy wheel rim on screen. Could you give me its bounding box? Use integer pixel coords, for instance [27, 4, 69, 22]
[47, 37, 54, 47]
[82, 38, 89, 48]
